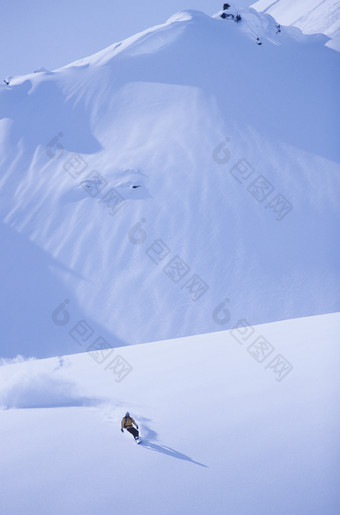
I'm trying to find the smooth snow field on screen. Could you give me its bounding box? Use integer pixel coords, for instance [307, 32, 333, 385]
[1, 313, 339, 515]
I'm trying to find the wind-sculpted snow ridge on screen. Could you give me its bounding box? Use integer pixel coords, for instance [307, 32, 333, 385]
[252, 0, 340, 51]
[0, 8, 339, 358]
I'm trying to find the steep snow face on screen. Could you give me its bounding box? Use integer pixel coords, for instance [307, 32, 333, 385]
[252, 0, 340, 51]
[0, 9, 339, 358]
[0, 313, 339, 514]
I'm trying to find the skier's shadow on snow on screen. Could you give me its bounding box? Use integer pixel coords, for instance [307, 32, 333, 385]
[139, 418, 208, 468]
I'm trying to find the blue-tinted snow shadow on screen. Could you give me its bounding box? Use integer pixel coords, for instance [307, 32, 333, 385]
[62, 181, 152, 204]
[1, 21, 338, 162]
[138, 417, 208, 468]
[0, 222, 128, 359]
[106, 18, 340, 162]
[0, 78, 101, 154]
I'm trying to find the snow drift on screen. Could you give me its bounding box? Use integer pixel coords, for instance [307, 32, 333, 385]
[0, 8, 339, 358]
[0, 313, 339, 514]
[253, 0, 340, 52]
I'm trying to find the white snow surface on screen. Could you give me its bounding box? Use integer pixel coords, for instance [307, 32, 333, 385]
[0, 312, 339, 514]
[0, 8, 339, 359]
[1, 7, 339, 514]
[252, 0, 340, 51]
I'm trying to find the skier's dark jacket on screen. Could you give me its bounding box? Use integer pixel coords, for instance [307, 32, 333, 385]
[121, 415, 137, 429]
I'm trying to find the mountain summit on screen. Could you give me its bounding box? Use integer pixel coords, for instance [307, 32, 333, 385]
[0, 8, 339, 358]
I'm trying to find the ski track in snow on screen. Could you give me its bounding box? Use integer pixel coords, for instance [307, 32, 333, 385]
[0, 313, 339, 514]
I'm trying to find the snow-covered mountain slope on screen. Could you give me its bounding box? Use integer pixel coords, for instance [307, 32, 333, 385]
[1, 8, 339, 358]
[1, 313, 339, 515]
[252, 0, 340, 51]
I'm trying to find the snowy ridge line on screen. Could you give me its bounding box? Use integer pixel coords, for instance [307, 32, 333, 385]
[252, 0, 340, 51]
[3, 5, 334, 86]
[0, 7, 339, 359]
